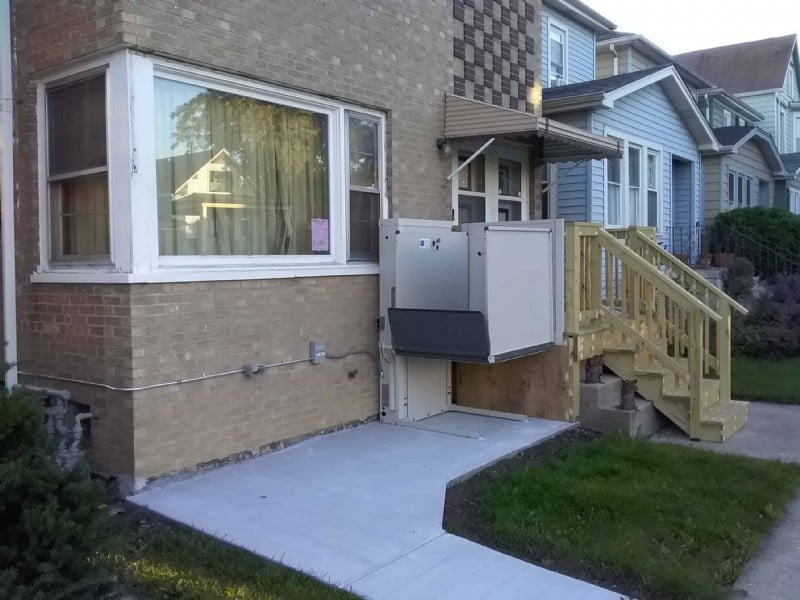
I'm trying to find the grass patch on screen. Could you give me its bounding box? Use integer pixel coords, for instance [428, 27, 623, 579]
[445, 432, 800, 600]
[109, 506, 358, 600]
[732, 355, 800, 404]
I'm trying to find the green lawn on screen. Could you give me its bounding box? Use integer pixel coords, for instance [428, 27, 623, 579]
[110, 508, 358, 600]
[732, 355, 800, 404]
[472, 436, 800, 600]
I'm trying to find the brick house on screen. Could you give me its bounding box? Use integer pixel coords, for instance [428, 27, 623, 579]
[0, 0, 624, 493]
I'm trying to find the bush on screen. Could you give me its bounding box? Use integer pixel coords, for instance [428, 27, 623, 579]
[722, 257, 755, 305]
[732, 273, 800, 358]
[713, 207, 800, 276]
[0, 388, 117, 599]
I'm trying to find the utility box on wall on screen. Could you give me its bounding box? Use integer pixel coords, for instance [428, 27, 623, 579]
[378, 218, 566, 423]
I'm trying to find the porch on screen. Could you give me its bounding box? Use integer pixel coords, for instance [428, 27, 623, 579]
[565, 222, 749, 441]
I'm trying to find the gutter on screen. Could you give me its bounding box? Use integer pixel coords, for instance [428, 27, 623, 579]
[0, 0, 16, 388]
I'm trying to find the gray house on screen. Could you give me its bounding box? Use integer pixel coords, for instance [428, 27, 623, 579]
[677, 35, 800, 212]
[594, 31, 792, 246]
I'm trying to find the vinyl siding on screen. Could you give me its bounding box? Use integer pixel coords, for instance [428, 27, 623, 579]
[629, 47, 657, 71]
[740, 92, 777, 138]
[590, 83, 703, 248]
[702, 155, 725, 224]
[553, 111, 592, 222]
[596, 49, 615, 78]
[733, 141, 775, 202]
[541, 7, 595, 86]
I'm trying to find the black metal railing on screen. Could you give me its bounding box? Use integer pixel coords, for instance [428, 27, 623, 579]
[669, 224, 800, 276]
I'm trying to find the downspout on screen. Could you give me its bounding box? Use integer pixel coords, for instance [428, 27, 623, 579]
[0, 0, 16, 388]
[609, 43, 618, 76]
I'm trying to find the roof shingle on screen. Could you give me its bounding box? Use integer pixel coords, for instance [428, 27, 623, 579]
[675, 35, 797, 94]
[713, 126, 756, 146]
[542, 66, 667, 102]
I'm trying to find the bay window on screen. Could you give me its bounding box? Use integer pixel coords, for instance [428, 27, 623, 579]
[35, 50, 386, 282]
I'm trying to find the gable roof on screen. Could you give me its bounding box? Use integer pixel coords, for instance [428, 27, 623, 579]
[675, 35, 798, 94]
[713, 126, 756, 146]
[542, 66, 719, 151]
[713, 126, 786, 174]
[781, 152, 800, 175]
[596, 32, 713, 90]
[542, 66, 665, 102]
[543, 0, 616, 33]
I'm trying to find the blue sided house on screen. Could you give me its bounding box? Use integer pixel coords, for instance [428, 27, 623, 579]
[542, 67, 718, 248]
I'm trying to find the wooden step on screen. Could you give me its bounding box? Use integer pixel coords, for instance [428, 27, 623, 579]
[700, 400, 749, 442]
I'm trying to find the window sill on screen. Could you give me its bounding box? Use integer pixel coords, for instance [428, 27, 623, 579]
[30, 263, 379, 284]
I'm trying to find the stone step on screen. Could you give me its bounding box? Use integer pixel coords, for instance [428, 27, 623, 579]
[579, 374, 667, 438]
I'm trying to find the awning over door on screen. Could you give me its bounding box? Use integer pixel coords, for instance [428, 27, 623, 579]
[443, 94, 622, 162]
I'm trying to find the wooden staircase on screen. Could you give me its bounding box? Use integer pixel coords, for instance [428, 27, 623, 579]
[566, 223, 749, 442]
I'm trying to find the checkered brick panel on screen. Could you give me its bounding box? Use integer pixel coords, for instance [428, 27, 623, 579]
[453, 0, 537, 112]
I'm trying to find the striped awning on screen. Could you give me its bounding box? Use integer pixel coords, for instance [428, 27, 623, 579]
[443, 94, 622, 162]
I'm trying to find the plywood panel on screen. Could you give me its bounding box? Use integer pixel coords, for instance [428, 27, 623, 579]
[454, 346, 570, 421]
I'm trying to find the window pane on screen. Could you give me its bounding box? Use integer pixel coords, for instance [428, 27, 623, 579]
[155, 78, 329, 256]
[738, 175, 744, 208]
[607, 157, 621, 184]
[628, 147, 641, 186]
[607, 183, 620, 225]
[51, 171, 109, 258]
[498, 159, 522, 197]
[48, 75, 107, 176]
[349, 190, 380, 261]
[349, 117, 378, 189]
[647, 190, 658, 227]
[458, 195, 485, 224]
[498, 199, 522, 222]
[728, 172, 735, 205]
[746, 178, 752, 207]
[457, 153, 485, 192]
[549, 27, 565, 84]
[647, 152, 658, 189]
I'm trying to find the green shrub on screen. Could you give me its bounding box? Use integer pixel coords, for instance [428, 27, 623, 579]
[722, 256, 755, 305]
[0, 388, 117, 599]
[713, 207, 800, 276]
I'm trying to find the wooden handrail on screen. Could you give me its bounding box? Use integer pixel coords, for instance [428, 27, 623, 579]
[628, 228, 748, 315]
[601, 307, 689, 380]
[596, 229, 722, 322]
[566, 222, 723, 436]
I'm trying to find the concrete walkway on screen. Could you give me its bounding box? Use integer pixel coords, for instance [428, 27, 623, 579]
[652, 402, 800, 599]
[130, 413, 623, 600]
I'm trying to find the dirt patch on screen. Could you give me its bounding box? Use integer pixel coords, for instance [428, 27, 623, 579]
[443, 428, 644, 600]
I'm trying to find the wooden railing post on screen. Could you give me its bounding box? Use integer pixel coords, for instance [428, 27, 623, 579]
[565, 223, 581, 334]
[689, 310, 703, 440]
[717, 302, 731, 403]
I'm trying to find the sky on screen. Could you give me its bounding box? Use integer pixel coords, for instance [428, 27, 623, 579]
[586, 0, 800, 54]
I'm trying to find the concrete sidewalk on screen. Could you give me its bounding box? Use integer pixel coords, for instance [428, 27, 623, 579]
[130, 414, 624, 600]
[652, 402, 800, 599]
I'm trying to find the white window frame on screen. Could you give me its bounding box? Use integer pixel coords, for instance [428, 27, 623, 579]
[794, 112, 800, 152]
[602, 128, 663, 231]
[790, 189, 800, 214]
[547, 18, 568, 88]
[33, 49, 388, 283]
[722, 108, 732, 127]
[450, 143, 530, 225]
